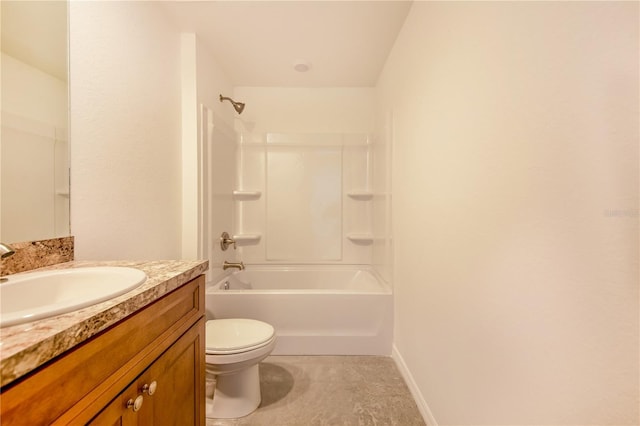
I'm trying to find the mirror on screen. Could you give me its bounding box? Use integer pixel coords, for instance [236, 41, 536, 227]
[1, 0, 69, 243]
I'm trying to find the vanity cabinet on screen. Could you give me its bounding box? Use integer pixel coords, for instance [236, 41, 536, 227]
[0, 275, 206, 426]
[90, 320, 202, 425]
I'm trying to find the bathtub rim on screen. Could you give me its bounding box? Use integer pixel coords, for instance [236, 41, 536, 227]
[207, 264, 392, 295]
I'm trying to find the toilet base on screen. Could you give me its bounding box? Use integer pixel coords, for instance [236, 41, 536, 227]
[207, 364, 261, 419]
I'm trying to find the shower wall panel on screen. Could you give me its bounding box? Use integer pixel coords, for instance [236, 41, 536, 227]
[236, 133, 373, 265]
[266, 145, 342, 261]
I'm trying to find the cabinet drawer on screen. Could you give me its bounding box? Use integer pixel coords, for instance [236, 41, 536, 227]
[0, 275, 204, 425]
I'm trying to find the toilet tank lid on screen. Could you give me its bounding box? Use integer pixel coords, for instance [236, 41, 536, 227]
[206, 318, 275, 352]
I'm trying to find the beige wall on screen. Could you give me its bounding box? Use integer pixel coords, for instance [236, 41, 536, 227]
[70, 3, 235, 262]
[195, 36, 237, 282]
[70, 2, 182, 259]
[180, 33, 236, 265]
[233, 87, 375, 137]
[378, 2, 639, 425]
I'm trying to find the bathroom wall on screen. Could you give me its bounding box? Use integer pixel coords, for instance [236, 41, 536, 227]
[1, 53, 68, 242]
[231, 87, 387, 265]
[70, 2, 237, 264]
[233, 87, 375, 136]
[378, 2, 638, 425]
[372, 110, 393, 283]
[181, 33, 236, 282]
[195, 37, 237, 281]
[69, 1, 183, 260]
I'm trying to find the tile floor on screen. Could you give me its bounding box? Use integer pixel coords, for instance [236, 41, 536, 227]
[206, 356, 426, 426]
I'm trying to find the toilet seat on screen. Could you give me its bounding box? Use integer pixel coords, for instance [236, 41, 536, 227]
[206, 318, 275, 355]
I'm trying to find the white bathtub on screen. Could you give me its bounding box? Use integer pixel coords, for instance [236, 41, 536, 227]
[205, 266, 393, 355]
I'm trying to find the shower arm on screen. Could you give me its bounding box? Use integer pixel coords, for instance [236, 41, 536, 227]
[219, 94, 245, 114]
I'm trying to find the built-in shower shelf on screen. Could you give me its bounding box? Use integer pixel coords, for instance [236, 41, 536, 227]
[232, 234, 262, 245]
[347, 191, 373, 201]
[232, 190, 262, 200]
[346, 234, 374, 244]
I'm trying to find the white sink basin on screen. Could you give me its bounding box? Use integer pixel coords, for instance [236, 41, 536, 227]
[0, 266, 147, 327]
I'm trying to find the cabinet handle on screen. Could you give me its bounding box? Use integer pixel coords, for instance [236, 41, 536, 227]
[126, 395, 144, 412]
[142, 381, 157, 396]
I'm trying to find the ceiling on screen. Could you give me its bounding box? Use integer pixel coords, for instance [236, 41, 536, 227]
[0, 1, 411, 88]
[161, 1, 412, 87]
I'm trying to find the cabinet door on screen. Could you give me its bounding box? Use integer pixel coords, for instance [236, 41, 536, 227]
[90, 318, 205, 426]
[144, 317, 205, 425]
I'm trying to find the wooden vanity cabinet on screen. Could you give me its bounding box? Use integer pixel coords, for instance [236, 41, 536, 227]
[89, 319, 203, 425]
[0, 275, 206, 426]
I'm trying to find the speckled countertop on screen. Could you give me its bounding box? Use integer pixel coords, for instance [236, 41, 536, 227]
[0, 259, 208, 388]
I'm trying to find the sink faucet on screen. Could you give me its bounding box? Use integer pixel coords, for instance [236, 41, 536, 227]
[0, 243, 15, 259]
[0, 243, 15, 283]
[223, 261, 245, 271]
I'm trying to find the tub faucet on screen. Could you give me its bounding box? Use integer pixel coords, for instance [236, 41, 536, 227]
[0, 243, 15, 259]
[223, 261, 245, 271]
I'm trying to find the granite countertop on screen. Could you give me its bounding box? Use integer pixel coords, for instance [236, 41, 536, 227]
[0, 259, 208, 388]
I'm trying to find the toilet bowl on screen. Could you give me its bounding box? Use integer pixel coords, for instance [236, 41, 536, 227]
[205, 318, 276, 419]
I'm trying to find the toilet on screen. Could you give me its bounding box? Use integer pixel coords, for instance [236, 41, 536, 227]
[205, 318, 277, 419]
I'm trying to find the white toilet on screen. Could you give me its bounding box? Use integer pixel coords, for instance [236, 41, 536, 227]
[205, 318, 277, 419]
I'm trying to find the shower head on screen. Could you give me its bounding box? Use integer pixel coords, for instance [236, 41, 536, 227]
[219, 94, 245, 114]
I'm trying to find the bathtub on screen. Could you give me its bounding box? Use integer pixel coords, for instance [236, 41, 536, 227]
[205, 266, 392, 355]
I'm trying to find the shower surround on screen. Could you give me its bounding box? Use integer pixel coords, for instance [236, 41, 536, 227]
[230, 85, 391, 272]
[203, 87, 394, 355]
[235, 132, 376, 265]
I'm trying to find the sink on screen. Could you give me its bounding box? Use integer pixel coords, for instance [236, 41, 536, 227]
[0, 266, 147, 327]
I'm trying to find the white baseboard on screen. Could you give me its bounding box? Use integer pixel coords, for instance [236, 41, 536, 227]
[391, 344, 438, 426]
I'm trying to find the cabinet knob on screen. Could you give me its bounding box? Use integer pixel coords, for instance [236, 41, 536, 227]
[126, 395, 144, 412]
[142, 381, 157, 396]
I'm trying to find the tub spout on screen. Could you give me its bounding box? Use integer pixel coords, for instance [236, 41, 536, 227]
[223, 261, 245, 271]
